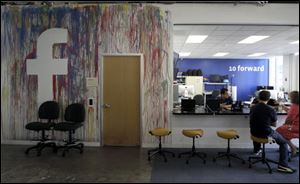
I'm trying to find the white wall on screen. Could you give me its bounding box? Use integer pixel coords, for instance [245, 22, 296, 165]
[283, 54, 299, 92]
[155, 3, 299, 25]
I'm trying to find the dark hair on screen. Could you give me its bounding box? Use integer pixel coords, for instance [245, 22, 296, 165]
[220, 88, 228, 95]
[258, 90, 271, 101]
[289, 91, 299, 105]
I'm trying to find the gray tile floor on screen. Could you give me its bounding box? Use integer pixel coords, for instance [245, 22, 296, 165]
[1, 145, 151, 183]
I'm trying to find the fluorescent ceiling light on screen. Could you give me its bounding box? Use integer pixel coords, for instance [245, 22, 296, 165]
[248, 53, 266, 57]
[295, 52, 299, 56]
[238, 36, 269, 44]
[213, 52, 229, 57]
[290, 40, 299, 44]
[185, 35, 208, 43]
[179, 52, 191, 57]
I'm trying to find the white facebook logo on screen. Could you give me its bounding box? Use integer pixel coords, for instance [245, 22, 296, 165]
[26, 28, 68, 104]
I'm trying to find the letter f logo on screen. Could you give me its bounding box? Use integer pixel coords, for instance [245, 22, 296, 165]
[26, 28, 68, 104]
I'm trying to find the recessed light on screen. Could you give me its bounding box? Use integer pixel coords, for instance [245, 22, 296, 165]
[238, 36, 269, 44]
[295, 52, 299, 56]
[290, 40, 299, 44]
[248, 53, 266, 57]
[213, 52, 229, 57]
[179, 52, 191, 57]
[185, 35, 208, 43]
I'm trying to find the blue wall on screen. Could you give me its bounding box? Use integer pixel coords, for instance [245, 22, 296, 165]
[176, 58, 269, 101]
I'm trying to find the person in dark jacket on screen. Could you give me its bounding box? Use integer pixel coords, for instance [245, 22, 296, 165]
[250, 90, 296, 173]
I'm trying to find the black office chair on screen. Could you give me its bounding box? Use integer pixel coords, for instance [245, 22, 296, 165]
[193, 94, 204, 106]
[25, 101, 59, 156]
[54, 103, 85, 157]
[211, 90, 220, 99]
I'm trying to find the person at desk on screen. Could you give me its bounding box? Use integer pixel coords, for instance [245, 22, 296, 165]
[218, 88, 233, 111]
[276, 91, 299, 156]
[250, 90, 296, 173]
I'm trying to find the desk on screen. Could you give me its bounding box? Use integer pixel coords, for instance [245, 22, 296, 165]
[170, 107, 289, 148]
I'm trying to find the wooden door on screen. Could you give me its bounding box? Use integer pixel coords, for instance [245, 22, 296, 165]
[103, 56, 140, 146]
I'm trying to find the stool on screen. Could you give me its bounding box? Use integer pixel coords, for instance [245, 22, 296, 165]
[148, 128, 175, 162]
[178, 129, 206, 164]
[213, 129, 246, 167]
[248, 135, 280, 174]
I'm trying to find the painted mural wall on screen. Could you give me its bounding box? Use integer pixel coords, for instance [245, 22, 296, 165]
[1, 4, 172, 144]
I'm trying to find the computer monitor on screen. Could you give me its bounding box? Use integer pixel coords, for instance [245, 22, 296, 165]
[181, 99, 196, 112]
[206, 99, 220, 112]
[268, 90, 278, 100]
[178, 85, 195, 98]
[256, 89, 278, 100]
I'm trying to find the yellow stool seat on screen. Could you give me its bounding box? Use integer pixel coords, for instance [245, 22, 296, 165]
[149, 128, 171, 136]
[251, 135, 273, 144]
[182, 129, 203, 138]
[217, 129, 239, 139]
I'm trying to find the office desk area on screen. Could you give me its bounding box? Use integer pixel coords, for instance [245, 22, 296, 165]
[172, 106, 288, 115]
[170, 106, 289, 149]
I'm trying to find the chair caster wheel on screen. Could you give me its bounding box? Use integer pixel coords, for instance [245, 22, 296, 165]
[172, 154, 175, 157]
[249, 164, 252, 168]
[242, 160, 246, 164]
[213, 158, 216, 162]
[164, 159, 167, 163]
[186, 160, 189, 164]
[203, 160, 206, 164]
[228, 163, 231, 167]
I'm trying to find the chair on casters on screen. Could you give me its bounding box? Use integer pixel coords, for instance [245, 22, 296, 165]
[248, 135, 280, 174]
[25, 101, 59, 156]
[213, 129, 246, 167]
[54, 103, 85, 157]
[193, 95, 204, 106]
[148, 128, 175, 162]
[178, 129, 206, 164]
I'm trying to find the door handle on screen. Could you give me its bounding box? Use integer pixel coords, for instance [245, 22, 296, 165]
[103, 104, 111, 108]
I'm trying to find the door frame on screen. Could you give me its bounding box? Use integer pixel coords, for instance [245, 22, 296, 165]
[100, 53, 144, 147]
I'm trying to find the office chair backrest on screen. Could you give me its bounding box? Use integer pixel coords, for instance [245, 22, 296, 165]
[193, 94, 204, 106]
[64, 103, 85, 123]
[211, 90, 220, 99]
[38, 101, 59, 120]
[206, 99, 221, 112]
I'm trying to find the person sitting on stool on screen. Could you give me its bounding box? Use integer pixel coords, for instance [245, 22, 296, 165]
[276, 91, 299, 157]
[250, 90, 296, 173]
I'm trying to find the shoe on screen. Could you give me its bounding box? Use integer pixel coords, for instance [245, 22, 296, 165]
[277, 165, 297, 174]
